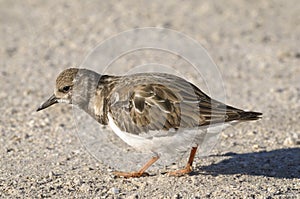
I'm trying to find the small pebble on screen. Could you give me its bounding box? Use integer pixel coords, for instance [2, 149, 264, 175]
[79, 183, 90, 192]
[110, 187, 120, 194]
[48, 171, 54, 179]
[73, 177, 82, 185]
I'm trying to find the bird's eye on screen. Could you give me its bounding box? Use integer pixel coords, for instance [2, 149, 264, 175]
[62, 86, 71, 92]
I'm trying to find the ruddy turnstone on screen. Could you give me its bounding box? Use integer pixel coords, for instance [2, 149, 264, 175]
[37, 68, 262, 178]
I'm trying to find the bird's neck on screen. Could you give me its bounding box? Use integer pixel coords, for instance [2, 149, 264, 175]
[78, 75, 119, 125]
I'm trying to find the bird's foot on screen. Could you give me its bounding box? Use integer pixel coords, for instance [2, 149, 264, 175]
[167, 165, 192, 177]
[113, 156, 159, 178]
[113, 171, 150, 178]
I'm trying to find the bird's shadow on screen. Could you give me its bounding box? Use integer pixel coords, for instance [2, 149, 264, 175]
[195, 148, 300, 179]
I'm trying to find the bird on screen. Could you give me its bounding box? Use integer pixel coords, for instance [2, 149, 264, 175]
[37, 68, 262, 178]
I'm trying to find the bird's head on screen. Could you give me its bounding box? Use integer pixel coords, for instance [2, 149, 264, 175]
[36, 68, 79, 111]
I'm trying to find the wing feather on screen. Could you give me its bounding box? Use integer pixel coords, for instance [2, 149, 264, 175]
[108, 73, 250, 135]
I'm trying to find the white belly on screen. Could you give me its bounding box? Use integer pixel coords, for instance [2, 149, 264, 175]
[108, 113, 233, 156]
[108, 114, 152, 150]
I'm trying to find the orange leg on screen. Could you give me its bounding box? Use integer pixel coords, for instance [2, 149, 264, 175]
[168, 146, 198, 176]
[113, 156, 159, 178]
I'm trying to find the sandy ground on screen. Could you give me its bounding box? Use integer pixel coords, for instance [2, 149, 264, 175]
[1, 0, 299, 198]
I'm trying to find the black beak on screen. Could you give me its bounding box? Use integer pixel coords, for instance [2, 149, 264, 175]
[36, 94, 58, 112]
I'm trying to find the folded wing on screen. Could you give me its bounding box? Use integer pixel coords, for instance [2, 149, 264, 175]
[108, 73, 261, 135]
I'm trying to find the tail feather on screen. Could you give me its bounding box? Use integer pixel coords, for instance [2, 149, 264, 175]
[239, 111, 262, 121]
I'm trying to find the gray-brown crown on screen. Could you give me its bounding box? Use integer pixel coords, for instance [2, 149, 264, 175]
[56, 68, 79, 91]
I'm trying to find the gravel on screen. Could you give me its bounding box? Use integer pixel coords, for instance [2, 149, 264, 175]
[1, 0, 299, 198]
